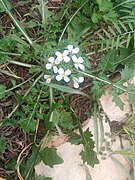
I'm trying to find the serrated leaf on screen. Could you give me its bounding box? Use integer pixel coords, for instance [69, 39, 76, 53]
[19, 118, 37, 133]
[0, 136, 6, 153]
[112, 92, 124, 111]
[121, 66, 133, 81]
[39, 147, 63, 168]
[80, 146, 99, 167]
[127, 84, 135, 104]
[80, 129, 99, 167]
[68, 134, 82, 145]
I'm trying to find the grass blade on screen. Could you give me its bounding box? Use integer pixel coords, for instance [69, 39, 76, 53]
[111, 156, 132, 180]
[40, 81, 90, 98]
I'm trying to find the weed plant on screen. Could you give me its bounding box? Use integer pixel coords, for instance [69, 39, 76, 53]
[0, 0, 135, 179]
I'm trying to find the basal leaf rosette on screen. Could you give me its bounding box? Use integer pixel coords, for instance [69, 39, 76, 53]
[44, 44, 86, 89]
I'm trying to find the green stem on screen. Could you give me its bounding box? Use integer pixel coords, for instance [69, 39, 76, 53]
[8, 60, 33, 68]
[0, 51, 21, 56]
[79, 71, 135, 95]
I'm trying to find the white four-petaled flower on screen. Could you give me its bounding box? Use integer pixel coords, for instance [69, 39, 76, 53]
[56, 68, 71, 82]
[73, 77, 84, 89]
[45, 57, 58, 73]
[67, 44, 79, 54]
[72, 55, 85, 71]
[44, 75, 53, 83]
[55, 50, 70, 63]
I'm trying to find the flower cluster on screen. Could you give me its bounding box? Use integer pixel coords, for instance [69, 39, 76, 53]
[44, 44, 85, 88]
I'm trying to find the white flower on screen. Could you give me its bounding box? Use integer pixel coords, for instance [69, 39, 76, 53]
[44, 75, 53, 83]
[73, 77, 84, 89]
[67, 44, 79, 54]
[45, 57, 58, 73]
[56, 68, 71, 82]
[55, 50, 70, 63]
[72, 55, 85, 71]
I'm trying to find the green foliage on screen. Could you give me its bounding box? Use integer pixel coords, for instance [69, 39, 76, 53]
[0, 85, 6, 99]
[39, 147, 63, 168]
[1, 0, 135, 179]
[79, 129, 99, 167]
[0, 136, 6, 153]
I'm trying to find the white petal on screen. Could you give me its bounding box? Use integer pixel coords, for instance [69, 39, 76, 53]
[78, 77, 84, 83]
[64, 76, 70, 82]
[72, 47, 79, 54]
[72, 55, 78, 63]
[56, 56, 63, 62]
[65, 69, 71, 75]
[63, 50, 69, 56]
[73, 81, 79, 89]
[78, 57, 84, 63]
[56, 75, 62, 81]
[67, 44, 73, 52]
[48, 57, 55, 63]
[55, 58, 61, 64]
[55, 51, 62, 57]
[44, 75, 50, 79]
[74, 63, 79, 70]
[46, 78, 51, 83]
[79, 64, 85, 71]
[64, 56, 70, 63]
[46, 63, 52, 69]
[58, 68, 64, 75]
[53, 66, 58, 73]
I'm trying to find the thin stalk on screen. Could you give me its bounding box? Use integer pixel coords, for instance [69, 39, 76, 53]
[59, 0, 88, 42]
[0, 0, 33, 45]
[0, 51, 21, 56]
[49, 87, 53, 108]
[8, 60, 34, 68]
[93, 103, 99, 153]
[79, 71, 135, 95]
[0, 69, 22, 79]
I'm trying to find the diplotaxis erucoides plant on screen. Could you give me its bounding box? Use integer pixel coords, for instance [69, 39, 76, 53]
[44, 44, 85, 89]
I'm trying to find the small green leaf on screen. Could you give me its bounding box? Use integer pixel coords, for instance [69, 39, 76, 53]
[68, 134, 82, 145]
[0, 85, 6, 99]
[0, 136, 6, 153]
[111, 91, 124, 111]
[36, 176, 52, 180]
[80, 146, 99, 167]
[80, 129, 99, 167]
[39, 147, 63, 168]
[127, 84, 135, 105]
[19, 118, 37, 133]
